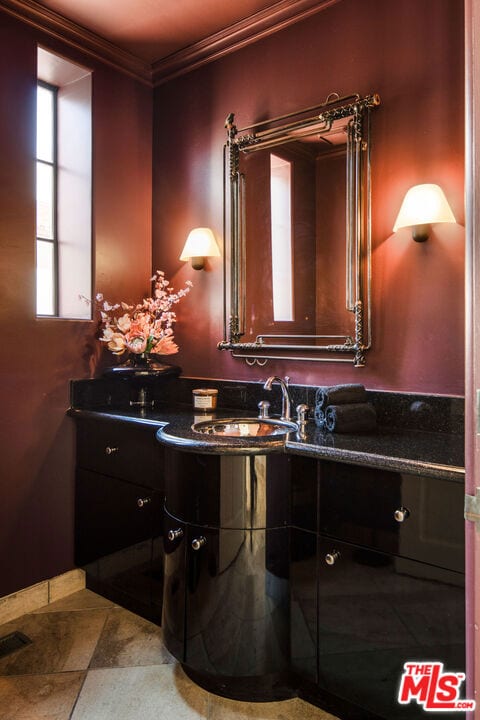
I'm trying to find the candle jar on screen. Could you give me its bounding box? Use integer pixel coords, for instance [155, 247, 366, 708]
[192, 388, 218, 411]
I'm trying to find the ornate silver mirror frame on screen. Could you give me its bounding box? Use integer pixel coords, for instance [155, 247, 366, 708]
[218, 92, 380, 367]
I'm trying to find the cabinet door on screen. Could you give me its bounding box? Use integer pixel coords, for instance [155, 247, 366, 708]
[316, 537, 465, 720]
[75, 469, 156, 564]
[184, 525, 290, 679]
[75, 469, 161, 617]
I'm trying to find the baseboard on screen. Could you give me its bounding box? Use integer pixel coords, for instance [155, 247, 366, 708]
[0, 568, 86, 625]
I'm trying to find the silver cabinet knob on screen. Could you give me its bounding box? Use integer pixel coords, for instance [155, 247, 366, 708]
[325, 550, 341, 566]
[105, 446, 119, 455]
[394, 507, 410, 523]
[168, 528, 184, 541]
[191, 536, 207, 551]
[137, 497, 151, 508]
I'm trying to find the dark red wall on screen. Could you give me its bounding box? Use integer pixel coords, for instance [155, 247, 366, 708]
[152, 0, 465, 395]
[0, 12, 152, 596]
[0, 0, 465, 598]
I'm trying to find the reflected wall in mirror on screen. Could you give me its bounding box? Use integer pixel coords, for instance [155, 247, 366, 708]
[218, 93, 380, 367]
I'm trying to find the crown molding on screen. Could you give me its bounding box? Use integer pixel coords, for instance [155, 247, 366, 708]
[0, 0, 152, 85]
[152, 0, 341, 86]
[0, 0, 341, 88]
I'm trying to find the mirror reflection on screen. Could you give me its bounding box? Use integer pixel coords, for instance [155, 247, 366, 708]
[219, 93, 380, 367]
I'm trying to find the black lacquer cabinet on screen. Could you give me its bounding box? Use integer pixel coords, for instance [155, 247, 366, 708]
[291, 458, 466, 720]
[74, 416, 165, 622]
[162, 450, 465, 719]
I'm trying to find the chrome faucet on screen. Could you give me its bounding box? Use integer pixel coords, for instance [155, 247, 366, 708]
[263, 376, 291, 421]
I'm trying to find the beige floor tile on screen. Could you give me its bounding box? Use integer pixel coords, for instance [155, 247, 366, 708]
[0, 590, 339, 720]
[90, 606, 174, 668]
[0, 670, 85, 720]
[71, 663, 209, 720]
[0, 609, 108, 676]
[208, 696, 339, 720]
[33, 589, 115, 614]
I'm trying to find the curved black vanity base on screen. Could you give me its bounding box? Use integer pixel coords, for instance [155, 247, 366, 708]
[182, 666, 297, 702]
[158, 437, 466, 720]
[162, 449, 293, 702]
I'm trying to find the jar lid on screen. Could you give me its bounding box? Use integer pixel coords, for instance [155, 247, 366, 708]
[192, 388, 218, 396]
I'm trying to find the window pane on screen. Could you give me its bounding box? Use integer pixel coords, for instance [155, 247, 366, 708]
[270, 154, 294, 321]
[36, 240, 55, 315]
[36, 50, 92, 320]
[36, 161, 54, 239]
[37, 85, 54, 163]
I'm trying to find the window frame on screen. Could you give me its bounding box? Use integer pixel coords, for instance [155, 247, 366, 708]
[36, 79, 59, 317]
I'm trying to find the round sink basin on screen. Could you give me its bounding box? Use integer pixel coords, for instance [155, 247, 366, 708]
[192, 417, 297, 438]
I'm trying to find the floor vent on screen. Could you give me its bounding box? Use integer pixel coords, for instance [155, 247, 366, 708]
[0, 631, 32, 659]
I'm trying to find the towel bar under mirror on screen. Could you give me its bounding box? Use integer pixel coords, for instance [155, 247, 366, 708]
[218, 92, 381, 367]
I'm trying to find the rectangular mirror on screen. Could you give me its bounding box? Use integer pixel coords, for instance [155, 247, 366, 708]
[218, 92, 380, 367]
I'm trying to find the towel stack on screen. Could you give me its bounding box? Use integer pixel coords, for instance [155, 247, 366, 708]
[314, 383, 376, 434]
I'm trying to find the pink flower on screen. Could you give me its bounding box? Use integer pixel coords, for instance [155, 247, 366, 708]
[152, 335, 179, 355]
[126, 335, 148, 354]
[106, 333, 127, 355]
[99, 327, 114, 341]
[129, 316, 150, 335]
[96, 270, 192, 359]
[117, 313, 131, 333]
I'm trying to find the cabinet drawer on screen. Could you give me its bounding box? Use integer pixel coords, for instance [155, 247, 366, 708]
[318, 462, 464, 573]
[165, 449, 290, 529]
[76, 417, 164, 487]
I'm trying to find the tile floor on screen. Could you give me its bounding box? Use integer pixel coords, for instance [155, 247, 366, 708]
[0, 589, 339, 720]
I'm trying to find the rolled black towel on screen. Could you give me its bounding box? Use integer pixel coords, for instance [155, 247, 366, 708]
[314, 405, 326, 428]
[325, 402, 377, 433]
[317, 383, 368, 410]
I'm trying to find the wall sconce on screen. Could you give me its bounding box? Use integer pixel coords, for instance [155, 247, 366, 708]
[179, 227, 220, 270]
[392, 183, 456, 242]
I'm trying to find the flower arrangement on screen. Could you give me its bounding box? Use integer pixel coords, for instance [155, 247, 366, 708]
[96, 270, 192, 360]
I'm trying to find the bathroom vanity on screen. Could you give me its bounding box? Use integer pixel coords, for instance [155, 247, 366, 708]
[70, 377, 465, 720]
[157, 420, 465, 720]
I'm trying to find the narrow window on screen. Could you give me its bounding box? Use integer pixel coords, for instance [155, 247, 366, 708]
[36, 82, 57, 315]
[36, 47, 92, 319]
[270, 154, 294, 321]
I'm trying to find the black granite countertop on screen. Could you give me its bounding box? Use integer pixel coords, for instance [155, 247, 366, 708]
[68, 404, 464, 481]
[286, 424, 464, 481]
[69, 406, 290, 455]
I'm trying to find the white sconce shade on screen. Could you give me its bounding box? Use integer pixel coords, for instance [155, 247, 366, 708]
[392, 183, 456, 242]
[180, 227, 220, 270]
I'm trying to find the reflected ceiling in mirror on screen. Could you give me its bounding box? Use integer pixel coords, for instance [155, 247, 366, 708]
[218, 93, 380, 367]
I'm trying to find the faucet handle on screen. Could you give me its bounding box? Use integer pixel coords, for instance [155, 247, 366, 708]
[296, 404, 309, 425]
[258, 400, 271, 419]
